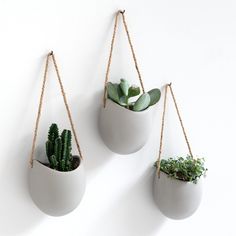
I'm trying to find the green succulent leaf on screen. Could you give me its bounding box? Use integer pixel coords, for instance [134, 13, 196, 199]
[148, 88, 161, 106]
[133, 93, 151, 111]
[120, 79, 129, 96]
[107, 82, 120, 103]
[114, 84, 123, 98]
[128, 85, 140, 98]
[119, 96, 128, 106]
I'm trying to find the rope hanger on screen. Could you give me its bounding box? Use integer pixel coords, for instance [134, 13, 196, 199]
[29, 51, 83, 168]
[103, 10, 145, 108]
[156, 83, 193, 177]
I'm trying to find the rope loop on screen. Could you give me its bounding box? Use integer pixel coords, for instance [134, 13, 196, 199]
[156, 83, 193, 177]
[103, 10, 145, 108]
[29, 52, 83, 168]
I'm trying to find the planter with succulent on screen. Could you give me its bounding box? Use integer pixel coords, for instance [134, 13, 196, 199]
[99, 79, 161, 154]
[99, 11, 161, 154]
[29, 123, 85, 216]
[153, 83, 207, 220]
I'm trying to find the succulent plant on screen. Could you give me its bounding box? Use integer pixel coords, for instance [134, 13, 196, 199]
[46, 123, 77, 172]
[154, 155, 207, 184]
[107, 79, 161, 111]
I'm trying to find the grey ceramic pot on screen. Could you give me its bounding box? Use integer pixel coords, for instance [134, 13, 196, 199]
[154, 171, 203, 220]
[99, 99, 154, 155]
[29, 158, 86, 216]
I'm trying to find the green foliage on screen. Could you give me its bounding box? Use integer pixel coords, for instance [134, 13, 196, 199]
[133, 93, 151, 111]
[154, 155, 207, 184]
[46, 123, 59, 158]
[107, 83, 120, 104]
[128, 85, 140, 98]
[107, 79, 161, 112]
[120, 79, 129, 96]
[48, 155, 58, 170]
[46, 123, 75, 172]
[48, 123, 59, 144]
[148, 89, 161, 106]
[61, 130, 72, 171]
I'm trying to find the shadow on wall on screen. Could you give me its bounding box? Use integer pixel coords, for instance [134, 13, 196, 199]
[0, 135, 45, 236]
[0, 56, 49, 236]
[70, 90, 114, 172]
[86, 167, 166, 236]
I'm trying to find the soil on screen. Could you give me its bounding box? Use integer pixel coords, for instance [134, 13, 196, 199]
[40, 155, 81, 172]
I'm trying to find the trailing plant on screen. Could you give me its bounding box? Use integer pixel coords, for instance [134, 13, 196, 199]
[154, 155, 207, 184]
[46, 123, 78, 172]
[107, 79, 161, 111]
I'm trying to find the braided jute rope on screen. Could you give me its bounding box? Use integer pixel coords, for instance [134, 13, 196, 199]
[103, 10, 145, 108]
[156, 83, 193, 177]
[29, 51, 83, 168]
[156, 84, 168, 177]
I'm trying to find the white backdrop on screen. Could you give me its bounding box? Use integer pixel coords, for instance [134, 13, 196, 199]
[0, 0, 235, 235]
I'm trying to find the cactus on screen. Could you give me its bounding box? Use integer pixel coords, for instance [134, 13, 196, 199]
[54, 137, 62, 163]
[61, 130, 72, 171]
[48, 155, 58, 170]
[48, 123, 59, 144]
[45, 123, 76, 172]
[46, 123, 59, 158]
[107, 79, 161, 111]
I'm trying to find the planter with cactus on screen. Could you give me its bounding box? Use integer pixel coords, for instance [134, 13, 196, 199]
[99, 79, 161, 154]
[29, 123, 85, 216]
[154, 156, 207, 220]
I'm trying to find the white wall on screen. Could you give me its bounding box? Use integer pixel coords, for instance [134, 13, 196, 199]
[0, 0, 235, 235]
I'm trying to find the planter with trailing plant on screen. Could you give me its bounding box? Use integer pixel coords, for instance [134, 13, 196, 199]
[153, 84, 207, 220]
[154, 156, 207, 219]
[99, 11, 161, 154]
[29, 52, 85, 216]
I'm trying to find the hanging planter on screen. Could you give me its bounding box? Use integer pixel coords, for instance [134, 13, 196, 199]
[153, 84, 207, 220]
[28, 52, 86, 216]
[99, 10, 161, 155]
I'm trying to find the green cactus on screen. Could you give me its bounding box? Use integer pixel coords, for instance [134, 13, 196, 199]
[45, 123, 75, 172]
[107, 79, 161, 111]
[61, 130, 72, 171]
[54, 137, 62, 163]
[48, 123, 59, 144]
[49, 155, 58, 169]
[46, 123, 59, 158]
[46, 140, 53, 159]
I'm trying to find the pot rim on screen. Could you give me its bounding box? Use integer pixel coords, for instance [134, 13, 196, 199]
[103, 98, 155, 115]
[158, 170, 203, 185]
[31, 157, 83, 175]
